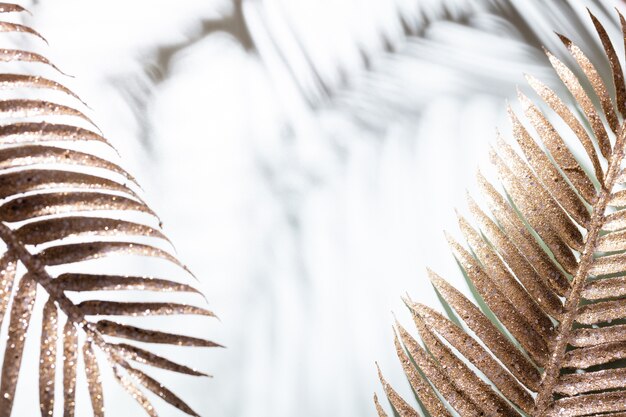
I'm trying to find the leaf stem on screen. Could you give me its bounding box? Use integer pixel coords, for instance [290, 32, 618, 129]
[535, 124, 626, 414]
[0, 222, 123, 366]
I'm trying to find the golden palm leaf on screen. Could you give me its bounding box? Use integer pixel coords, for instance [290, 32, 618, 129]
[0, 3, 218, 417]
[377, 9, 626, 417]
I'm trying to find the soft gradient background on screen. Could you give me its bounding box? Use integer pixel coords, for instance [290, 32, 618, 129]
[5, 0, 624, 416]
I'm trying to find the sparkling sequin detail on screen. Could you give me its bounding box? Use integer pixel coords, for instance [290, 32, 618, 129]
[378, 10, 626, 417]
[0, 5, 216, 416]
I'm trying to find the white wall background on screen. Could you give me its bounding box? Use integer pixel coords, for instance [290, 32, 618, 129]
[4, 0, 623, 416]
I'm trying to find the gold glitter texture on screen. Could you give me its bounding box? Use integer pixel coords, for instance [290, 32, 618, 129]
[63, 321, 77, 416]
[0, 192, 153, 222]
[377, 10, 626, 417]
[95, 320, 222, 347]
[39, 299, 57, 417]
[0, 4, 218, 416]
[0, 275, 37, 417]
[83, 342, 104, 417]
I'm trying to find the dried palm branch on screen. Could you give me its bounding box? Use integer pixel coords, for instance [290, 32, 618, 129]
[377, 9, 626, 417]
[0, 4, 218, 417]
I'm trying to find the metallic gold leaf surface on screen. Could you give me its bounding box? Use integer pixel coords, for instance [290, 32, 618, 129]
[563, 341, 626, 369]
[39, 299, 58, 417]
[0, 252, 16, 327]
[373, 394, 388, 417]
[413, 312, 516, 415]
[467, 195, 563, 316]
[0, 3, 26, 13]
[0, 192, 154, 222]
[0, 145, 136, 181]
[0, 169, 138, 200]
[489, 146, 577, 272]
[558, 33, 619, 134]
[0, 74, 69, 94]
[499, 120, 584, 247]
[113, 366, 158, 417]
[114, 343, 207, 377]
[525, 73, 604, 189]
[547, 391, 626, 416]
[16, 217, 166, 245]
[457, 213, 554, 339]
[0, 22, 46, 41]
[54, 273, 198, 294]
[409, 302, 534, 413]
[95, 320, 221, 347]
[602, 209, 626, 231]
[428, 269, 541, 390]
[396, 323, 482, 416]
[513, 94, 591, 225]
[0, 123, 109, 146]
[377, 10, 626, 417]
[576, 298, 626, 325]
[608, 190, 626, 207]
[0, 99, 94, 125]
[596, 229, 626, 252]
[447, 234, 550, 365]
[0, 275, 37, 417]
[37, 242, 181, 267]
[391, 332, 452, 417]
[477, 171, 570, 295]
[0, 5, 217, 417]
[376, 364, 420, 417]
[0, 49, 65, 74]
[78, 301, 215, 317]
[570, 324, 626, 347]
[590, 10, 626, 118]
[556, 368, 626, 396]
[583, 276, 626, 300]
[124, 366, 200, 417]
[82, 343, 104, 417]
[63, 321, 77, 417]
[546, 49, 611, 159]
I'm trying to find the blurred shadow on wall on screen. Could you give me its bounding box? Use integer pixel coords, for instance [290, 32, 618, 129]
[106, 0, 622, 416]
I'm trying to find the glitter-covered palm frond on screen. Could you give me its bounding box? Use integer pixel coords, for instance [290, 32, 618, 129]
[0, 4, 218, 417]
[377, 9, 626, 417]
